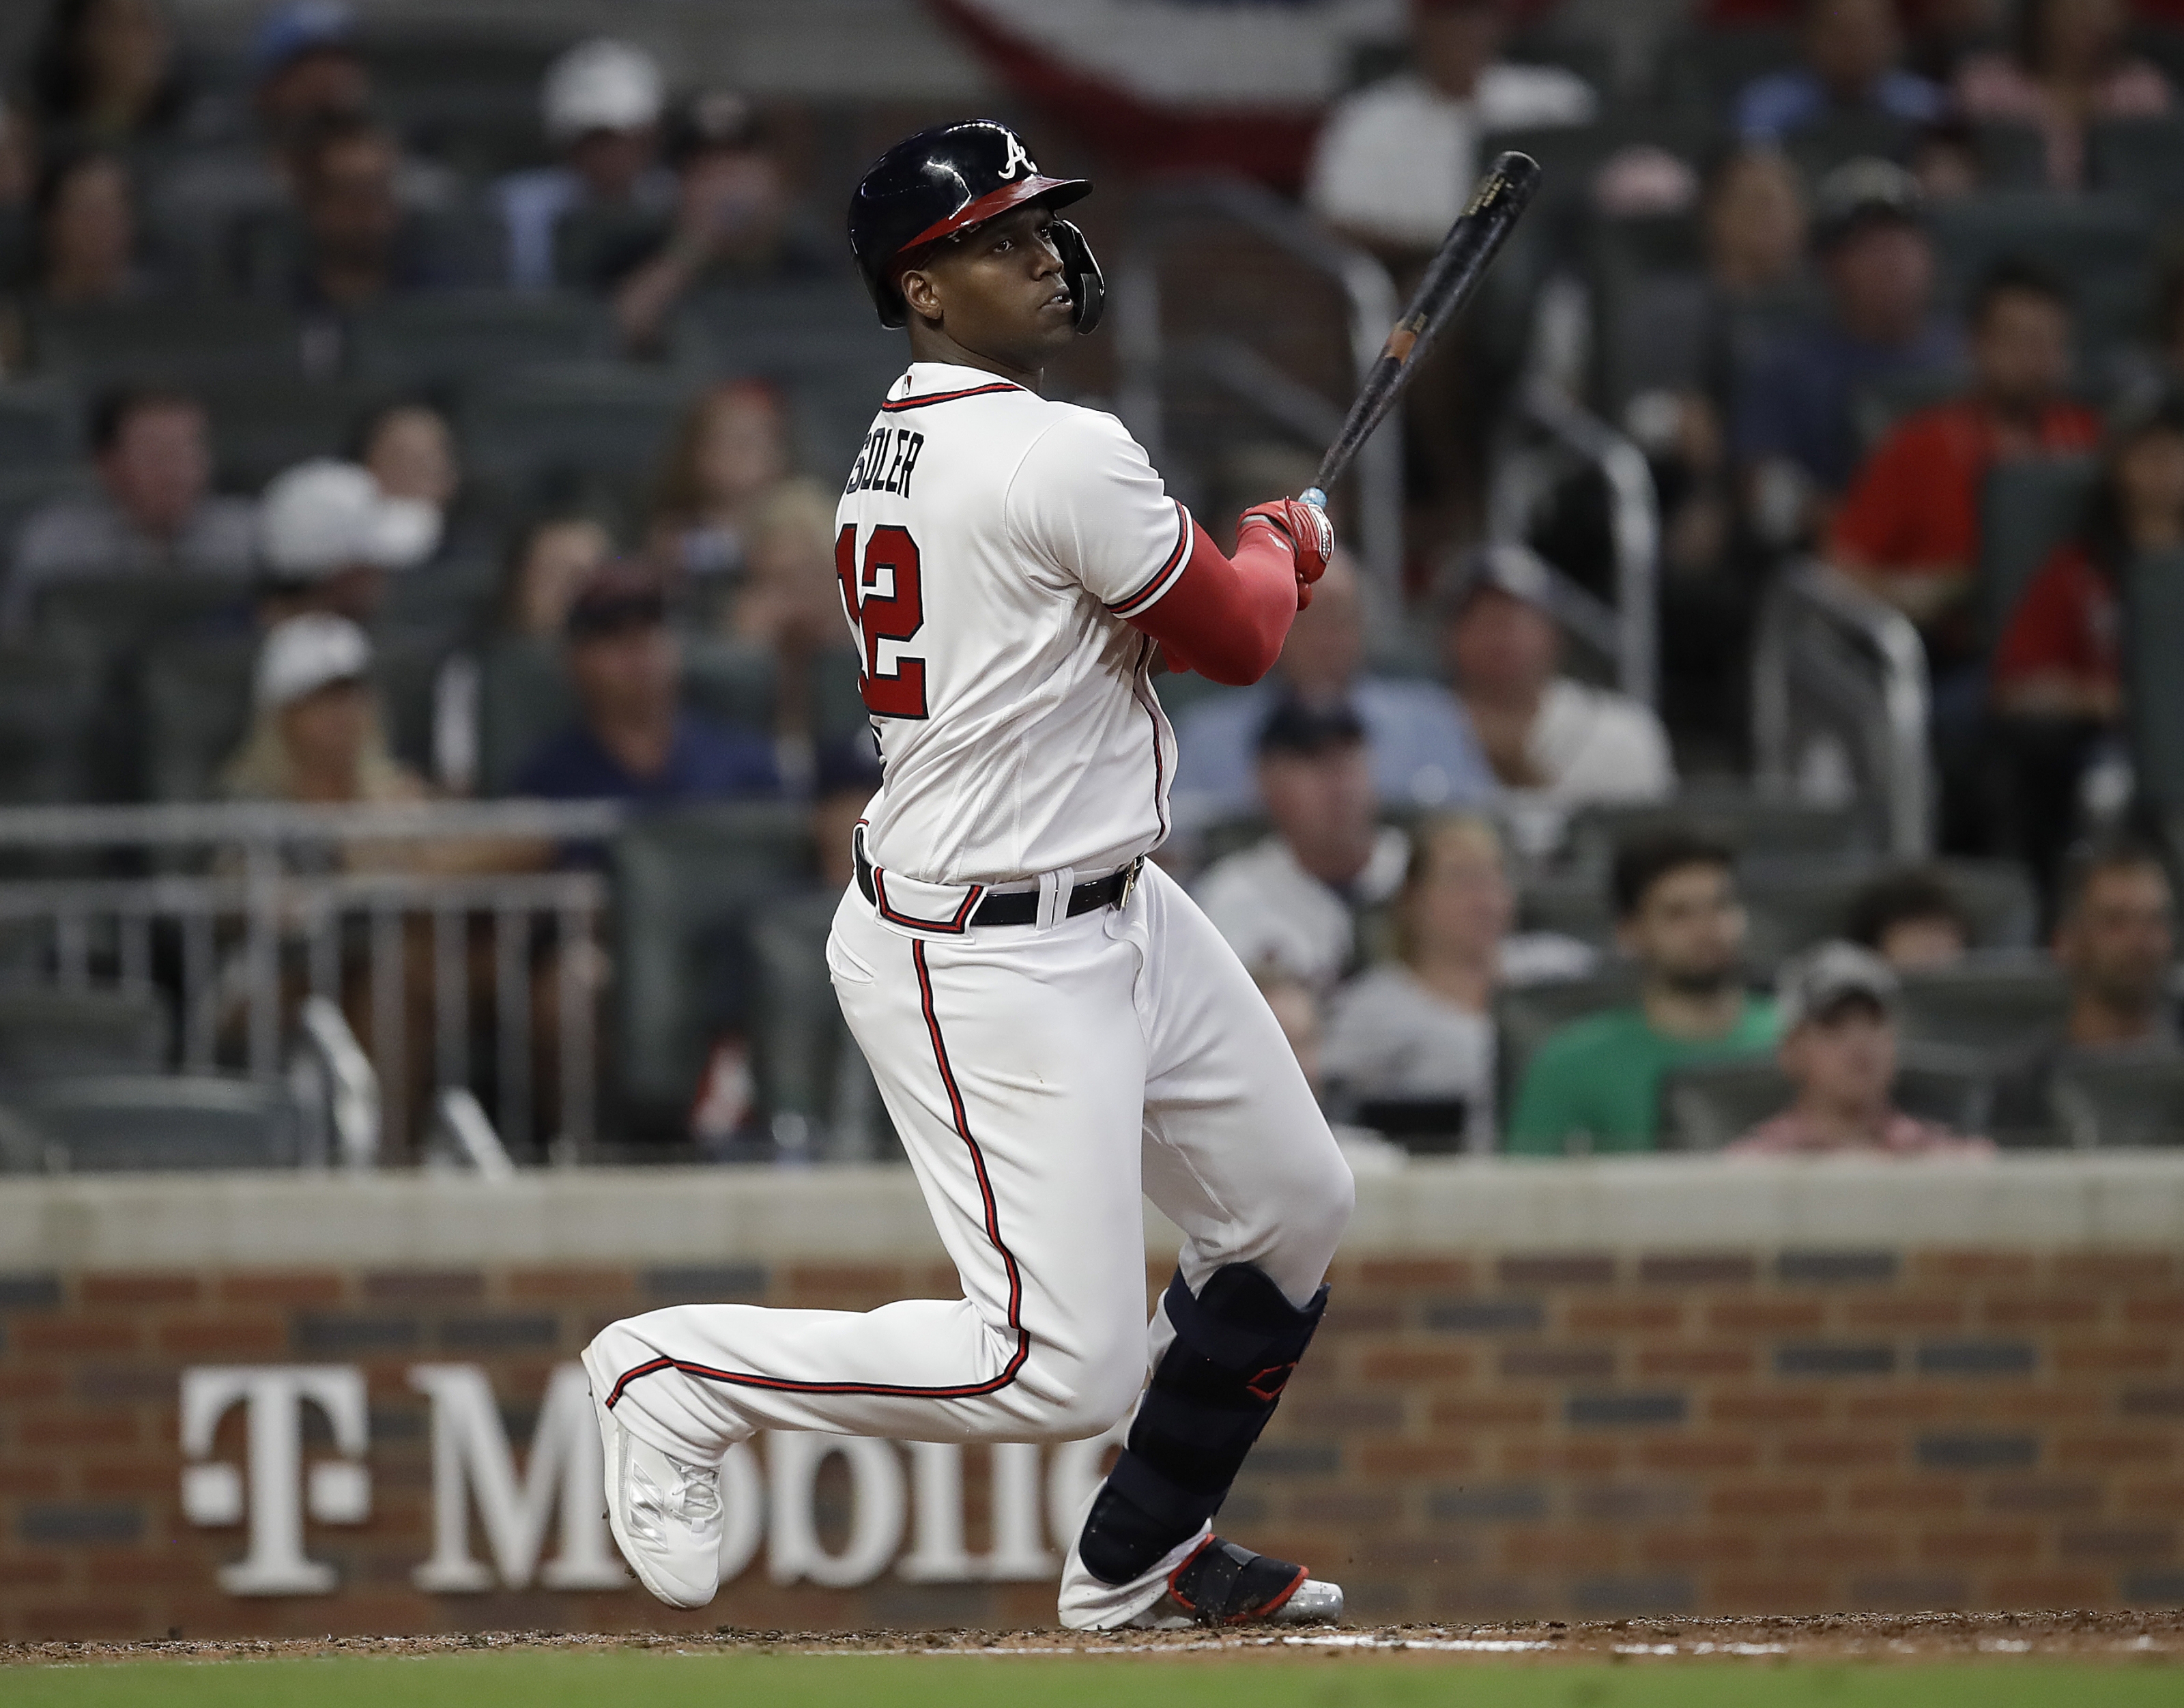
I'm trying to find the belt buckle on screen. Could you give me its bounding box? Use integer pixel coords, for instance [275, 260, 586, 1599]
[1116, 857, 1142, 911]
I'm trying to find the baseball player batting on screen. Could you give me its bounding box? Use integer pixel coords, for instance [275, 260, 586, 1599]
[583, 118, 1353, 1630]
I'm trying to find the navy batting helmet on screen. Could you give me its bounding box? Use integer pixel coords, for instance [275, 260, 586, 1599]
[847, 119, 1104, 335]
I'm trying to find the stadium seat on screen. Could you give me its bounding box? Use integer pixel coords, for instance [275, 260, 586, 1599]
[197, 376, 378, 492]
[1928, 193, 2151, 354]
[609, 804, 815, 1134]
[1657, 1040, 1994, 1150]
[345, 293, 618, 390]
[141, 634, 255, 803]
[2125, 547, 2184, 819]
[1976, 455, 2097, 653]
[1566, 790, 1864, 870]
[1658, 1056, 1792, 1150]
[1651, 24, 1798, 115]
[1517, 870, 1615, 948]
[1784, 113, 1917, 186]
[459, 361, 696, 506]
[0, 988, 169, 1079]
[361, 27, 560, 177]
[371, 630, 457, 778]
[681, 638, 779, 736]
[1495, 965, 1646, 1123]
[1739, 856, 2039, 968]
[2087, 115, 2184, 214]
[0, 1103, 50, 1173]
[746, 889, 898, 1161]
[0, 638, 103, 807]
[0, 382, 81, 470]
[27, 300, 306, 386]
[33, 574, 245, 661]
[2049, 1052, 2184, 1148]
[1895, 957, 2069, 1053]
[4, 1074, 304, 1171]
[1972, 122, 2052, 193]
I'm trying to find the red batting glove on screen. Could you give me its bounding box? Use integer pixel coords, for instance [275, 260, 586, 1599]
[1237, 498, 1336, 608]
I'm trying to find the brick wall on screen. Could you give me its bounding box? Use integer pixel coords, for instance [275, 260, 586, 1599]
[3, 1244, 2180, 1640]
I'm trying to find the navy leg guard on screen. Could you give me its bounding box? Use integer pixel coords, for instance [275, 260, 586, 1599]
[1077, 1262, 1328, 1588]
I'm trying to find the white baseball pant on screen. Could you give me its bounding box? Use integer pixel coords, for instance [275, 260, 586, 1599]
[586, 859, 1353, 1462]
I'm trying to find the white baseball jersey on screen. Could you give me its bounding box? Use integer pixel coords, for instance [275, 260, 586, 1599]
[835, 361, 1192, 887]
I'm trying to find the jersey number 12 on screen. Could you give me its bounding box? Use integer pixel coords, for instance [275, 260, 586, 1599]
[835, 524, 928, 719]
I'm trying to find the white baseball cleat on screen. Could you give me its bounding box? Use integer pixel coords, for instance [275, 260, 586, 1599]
[584, 1363, 723, 1609]
[1060, 1525, 1345, 1630]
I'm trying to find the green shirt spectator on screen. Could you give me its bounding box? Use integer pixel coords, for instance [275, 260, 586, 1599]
[1508, 997, 1778, 1153]
[1505, 825, 1772, 1155]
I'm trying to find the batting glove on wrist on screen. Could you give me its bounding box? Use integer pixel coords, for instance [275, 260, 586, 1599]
[1238, 498, 1336, 608]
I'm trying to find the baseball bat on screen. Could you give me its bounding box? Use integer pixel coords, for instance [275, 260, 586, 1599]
[1301, 150, 1542, 511]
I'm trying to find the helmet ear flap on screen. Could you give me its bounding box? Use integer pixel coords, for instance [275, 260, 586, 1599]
[1052, 218, 1105, 335]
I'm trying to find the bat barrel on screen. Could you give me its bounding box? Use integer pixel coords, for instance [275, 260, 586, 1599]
[1308, 151, 1540, 500]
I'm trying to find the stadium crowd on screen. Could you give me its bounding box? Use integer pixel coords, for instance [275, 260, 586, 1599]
[0, 0, 2182, 1166]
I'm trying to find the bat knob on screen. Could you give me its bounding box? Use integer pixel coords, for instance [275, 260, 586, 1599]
[1301, 487, 1328, 510]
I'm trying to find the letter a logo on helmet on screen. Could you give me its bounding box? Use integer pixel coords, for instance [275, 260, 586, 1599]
[848, 119, 1104, 335]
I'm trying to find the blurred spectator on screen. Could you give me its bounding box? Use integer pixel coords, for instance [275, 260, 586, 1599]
[1441, 543, 1674, 853]
[1508, 832, 1777, 1154]
[1831, 259, 2099, 659]
[1955, 0, 2172, 189]
[500, 512, 613, 639]
[256, 457, 439, 627]
[1996, 838, 2180, 1127]
[219, 612, 422, 805]
[1843, 865, 1974, 967]
[1735, 0, 1944, 143]
[1735, 159, 1960, 539]
[1323, 814, 1596, 1152]
[607, 92, 828, 352]
[27, 149, 147, 306]
[2047, 839, 2177, 1051]
[1621, 147, 1811, 679]
[1910, 117, 1987, 201]
[27, 0, 190, 150]
[1992, 393, 2184, 894]
[4, 386, 255, 631]
[1306, 0, 1595, 257]
[1902, 0, 2010, 83]
[352, 398, 501, 587]
[1256, 962, 1408, 1176]
[1172, 552, 1495, 829]
[495, 38, 674, 294]
[253, 0, 371, 143]
[723, 479, 861, 789]
[264, 113, 456, 310]
[1194, 700, 1409, 992]
[648, 378, 795, 586]
[1727, 941, 1992, 1154]
[514, 563, 779, 805]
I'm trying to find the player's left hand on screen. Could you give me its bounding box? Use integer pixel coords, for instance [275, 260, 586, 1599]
[1237, 498, 1335, 608]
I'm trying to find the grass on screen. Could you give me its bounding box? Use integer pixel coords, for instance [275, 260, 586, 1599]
[5, 1651, 2182, 1708]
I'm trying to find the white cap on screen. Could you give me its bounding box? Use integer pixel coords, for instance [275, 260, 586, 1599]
[255, 613, 372, 710]
[259, 459, 440, 580]
[543, 39, 663, 142]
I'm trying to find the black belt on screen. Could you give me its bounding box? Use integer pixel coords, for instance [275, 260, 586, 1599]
[856, 844, 1142, 927]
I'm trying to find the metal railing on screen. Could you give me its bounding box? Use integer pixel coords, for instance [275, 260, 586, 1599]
[0, 800, 623, 1161]
[1486, 375, 1661, 707]
[1115, 174, 1405, 598]
[1751, 558, 1935, 861]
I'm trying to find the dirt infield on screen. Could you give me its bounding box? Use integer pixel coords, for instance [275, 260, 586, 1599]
[5, 1608, 2181, 1668]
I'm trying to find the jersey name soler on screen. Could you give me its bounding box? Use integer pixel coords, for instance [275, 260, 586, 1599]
[833, 362, 1194, 889]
